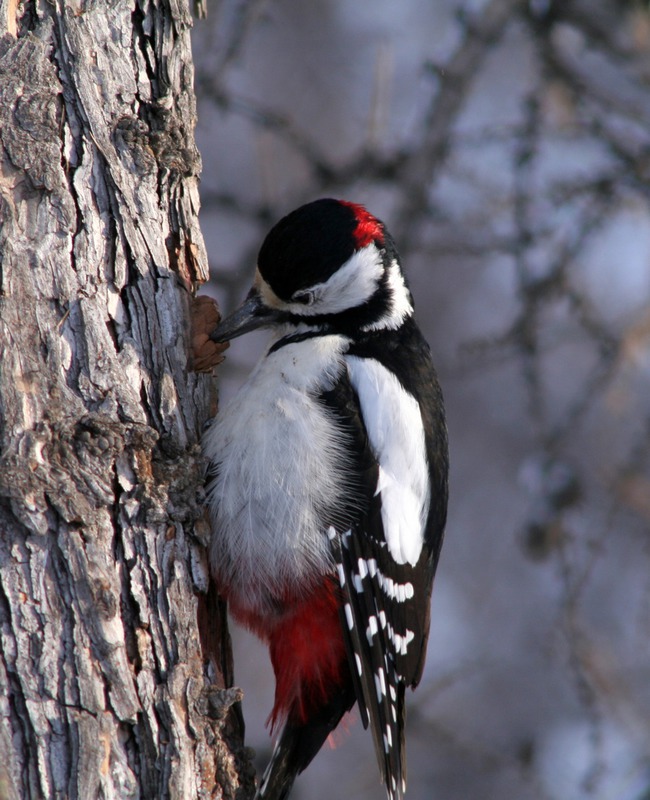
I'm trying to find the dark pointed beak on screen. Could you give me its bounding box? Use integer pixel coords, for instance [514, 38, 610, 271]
[209, 289, 283, 343]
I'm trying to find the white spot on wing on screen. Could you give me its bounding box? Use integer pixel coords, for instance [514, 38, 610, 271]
[346, 355, 430, 566]
[374, 569, 413, 603]
[385, 724, 393, 747]
[345, 603, 354, 630]
[378, 667, 386, 696]
[366, 615, 378, 644]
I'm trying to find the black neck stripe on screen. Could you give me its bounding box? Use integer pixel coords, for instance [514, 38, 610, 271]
[268, 330, 326, 354]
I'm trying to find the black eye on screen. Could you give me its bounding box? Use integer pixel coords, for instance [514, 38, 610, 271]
[292, 290, 314, 306]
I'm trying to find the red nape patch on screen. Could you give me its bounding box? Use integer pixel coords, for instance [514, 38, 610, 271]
[339, 200, 385, 248]
[267, 579, 348, 732]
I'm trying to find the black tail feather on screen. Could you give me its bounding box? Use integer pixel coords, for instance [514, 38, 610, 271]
[255, 684, 356, 800]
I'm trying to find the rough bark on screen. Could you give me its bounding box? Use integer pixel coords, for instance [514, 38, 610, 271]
[0, 3, 251, 799]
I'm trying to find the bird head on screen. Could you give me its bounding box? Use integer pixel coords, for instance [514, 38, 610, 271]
[209, 199, 414, 344]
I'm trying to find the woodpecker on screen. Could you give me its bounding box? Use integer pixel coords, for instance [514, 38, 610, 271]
[203, 199, 448, 800]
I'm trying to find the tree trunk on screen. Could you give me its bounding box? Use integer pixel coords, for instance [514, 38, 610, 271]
[0, 4, 251, 799]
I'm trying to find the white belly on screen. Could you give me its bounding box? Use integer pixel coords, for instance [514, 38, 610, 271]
[203, 334, 351, 615]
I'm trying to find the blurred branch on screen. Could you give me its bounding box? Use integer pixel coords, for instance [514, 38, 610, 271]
[212, 0, 269, 79]
[392, 0, 527, 249]
[194, 81, 337, 176]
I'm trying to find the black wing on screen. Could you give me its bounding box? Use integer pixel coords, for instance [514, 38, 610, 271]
[319, 337, 447, 800]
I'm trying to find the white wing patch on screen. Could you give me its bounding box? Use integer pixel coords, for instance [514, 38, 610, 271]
[345, 356, 430, 566]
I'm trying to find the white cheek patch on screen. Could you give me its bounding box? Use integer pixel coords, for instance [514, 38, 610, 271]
[345, 355, 430, 566]
[311, 245, 383, 313]
[257, 245, 384, 317]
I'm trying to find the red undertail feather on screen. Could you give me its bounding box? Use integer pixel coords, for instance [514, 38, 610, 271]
[228, 578, 348, 733]
[268, 579, 347, 731]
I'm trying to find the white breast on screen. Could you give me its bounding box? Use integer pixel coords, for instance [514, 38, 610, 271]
[203, 334, 351, 615]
